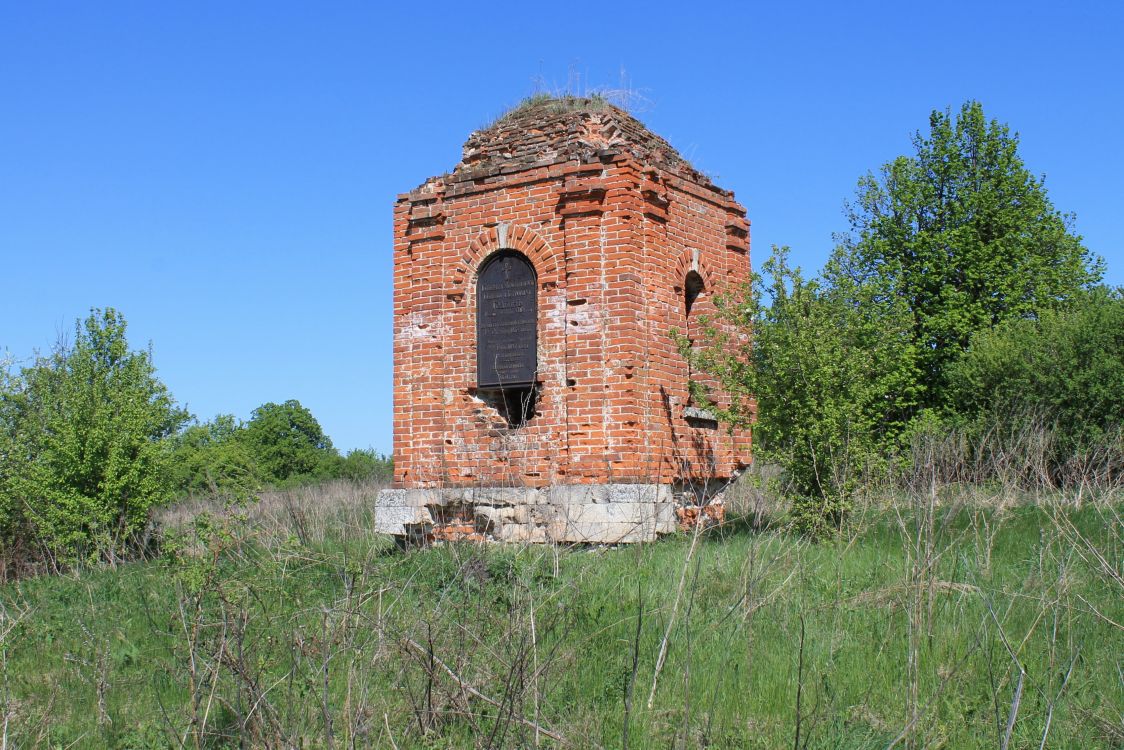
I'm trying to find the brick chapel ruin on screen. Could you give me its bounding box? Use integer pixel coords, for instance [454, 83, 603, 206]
[375, 97, 752, 543]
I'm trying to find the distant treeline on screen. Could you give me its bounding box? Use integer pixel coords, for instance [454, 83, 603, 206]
[169, 401, 392, 497]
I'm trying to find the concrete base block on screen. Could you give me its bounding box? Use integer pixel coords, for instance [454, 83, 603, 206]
[372, 493, 434, 535]
[375, 482, 680, 543]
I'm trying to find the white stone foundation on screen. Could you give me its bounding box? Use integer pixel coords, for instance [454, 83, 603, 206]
[374, 484, 678, 544]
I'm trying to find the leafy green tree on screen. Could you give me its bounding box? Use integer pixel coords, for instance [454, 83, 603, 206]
[240, 400, 338, 484]
[168, 414, 261, 496]
[947, 286, 1124, 470]
[335, 448, 393, 484]
[684, 246, 919, 534]
[0, 309, 189, 564]
[832, 101, 1103, 405]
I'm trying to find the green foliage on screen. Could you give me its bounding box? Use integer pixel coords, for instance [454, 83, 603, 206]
[0, 354, 26, 562]
[687, 102, 1112, 532]
[332, 447, 393, 484]
[169, 407, 391, 496]
[833, 100, 1103, 405]
[947, 286, 1124, 465]
[0, 309, 189, 565]
[683, 246, 919, 534]
[167, 414, 260, 497]
[240, 399, 337, 485]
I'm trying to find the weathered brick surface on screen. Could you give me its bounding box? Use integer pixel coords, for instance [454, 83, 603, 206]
[388, 99, 751, 538]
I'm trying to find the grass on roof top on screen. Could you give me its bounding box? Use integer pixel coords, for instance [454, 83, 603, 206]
[488, 93, 610, 128]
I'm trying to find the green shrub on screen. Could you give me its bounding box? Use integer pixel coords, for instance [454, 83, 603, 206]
[170, 405, 389, 495]
[683, 246, 920, 535]
[946, 286, 1124, 477]
[833, 100, 1103, 407]
[334, 448, 393, 484]
[685, 102, 1109, 533]
[0, 309, 189, 566]
[167, 414, 261, 496]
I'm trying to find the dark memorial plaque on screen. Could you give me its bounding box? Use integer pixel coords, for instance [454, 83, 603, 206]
[477, 251, 537, 388]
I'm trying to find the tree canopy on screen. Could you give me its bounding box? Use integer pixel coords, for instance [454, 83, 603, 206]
[831, 101, 1104, 404]
[240, 399, 337, 484]
[686, 101, 1113, 533]
[947, 285, 1124, 464]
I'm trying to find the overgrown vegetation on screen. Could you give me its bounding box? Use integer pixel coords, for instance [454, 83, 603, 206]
[168, 401, 392, 496]
[0, 310, 190, 573]
[946, 286, 1124, 480]
[1, 471, 1120, 748]
[684, 101, 1118, 533]
[684, 248, 920, 534]
[0, 99, 1120, 748]
[498, 93, 609, 120]
[834, 101, 1102, 403]
[0, 310, 390, 577]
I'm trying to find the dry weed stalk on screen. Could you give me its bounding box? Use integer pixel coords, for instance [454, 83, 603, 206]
[0, 596, 29, 750]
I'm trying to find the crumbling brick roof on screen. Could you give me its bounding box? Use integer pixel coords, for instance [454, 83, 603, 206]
[456, 96, 717, 189]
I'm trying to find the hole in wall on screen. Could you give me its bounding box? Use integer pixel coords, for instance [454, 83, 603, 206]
[477, 384, 539, 428]
[685, 414, 719, 430]
[684, 270, 706, 407]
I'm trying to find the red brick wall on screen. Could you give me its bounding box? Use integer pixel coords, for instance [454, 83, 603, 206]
[391, 132, 751, 489]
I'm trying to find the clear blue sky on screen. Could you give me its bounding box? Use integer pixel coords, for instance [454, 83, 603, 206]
[2, 1, 1121, 454]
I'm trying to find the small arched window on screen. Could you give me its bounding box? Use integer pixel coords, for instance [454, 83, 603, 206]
[684, 270, 704, 319]
[682, 270, 717, 427]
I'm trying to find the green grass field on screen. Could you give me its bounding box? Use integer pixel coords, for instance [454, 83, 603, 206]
[1, 491, 1121, 749]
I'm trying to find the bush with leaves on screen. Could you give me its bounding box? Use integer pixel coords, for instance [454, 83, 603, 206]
[946, 285, 1124, 479]
[0, 353, 27, 570]
[333, 448, 393, 484]
[683, 246, 919, 534]
[687, 102, 1110, 533]
[0, 309, 189, 566]
[170, 405, 391, 496]
[168, 414, 261, 497]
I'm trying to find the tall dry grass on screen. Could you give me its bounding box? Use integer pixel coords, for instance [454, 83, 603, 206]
[155, 478, 390, 547]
